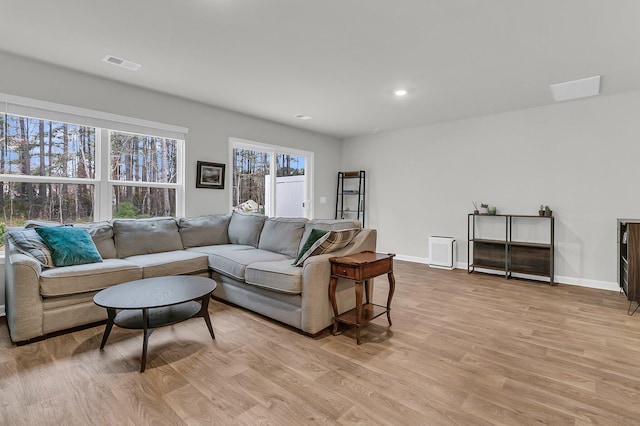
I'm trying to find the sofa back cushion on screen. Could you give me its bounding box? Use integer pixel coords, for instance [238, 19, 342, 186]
[73, 221, 117, 259]
[112, 217, 183, 258]
[227, 212, 267, 247]
[258, 217, 307, 258]
[178, 214, 231, 248]
[299, 219, 361, 254]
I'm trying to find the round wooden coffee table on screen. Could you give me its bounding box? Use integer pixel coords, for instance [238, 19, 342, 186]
[93, 276, 216, 372]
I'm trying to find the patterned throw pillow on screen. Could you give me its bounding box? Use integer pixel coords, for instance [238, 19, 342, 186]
[293, 228, 361, 267]
[293, 228, 328, 265]
[35, 226, 103, 267]
[5, 229, 54, 267]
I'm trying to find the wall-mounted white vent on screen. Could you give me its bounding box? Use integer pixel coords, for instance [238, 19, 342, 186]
[429, 236, 457, 270]
[102, 55, 142, 71]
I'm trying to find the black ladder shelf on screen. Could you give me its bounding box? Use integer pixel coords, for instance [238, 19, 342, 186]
[335, 171, 365, 226]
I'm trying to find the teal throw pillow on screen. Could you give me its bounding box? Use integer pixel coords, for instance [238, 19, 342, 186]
[35, 226, 103, 267]
[293, 228, 329, 266]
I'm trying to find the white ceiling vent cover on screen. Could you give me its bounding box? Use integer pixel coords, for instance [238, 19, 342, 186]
[102, 55, 142, 71]
[550, 76, 600, 102]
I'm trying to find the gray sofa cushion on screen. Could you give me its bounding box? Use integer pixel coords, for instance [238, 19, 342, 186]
[245, 259, 303, 294]
[227, 212, 267, 247]
[123, 250, 209, 278]
[72, 221, 117, 259]
[258, 217, 307, 258]
[299, 219, 361, 253]
[178, 214, 231, 248]
[112, 217, 183, 258]
[24, 220, 63, 228]
[39, 259, 142, 297]
[197, 244, 289, 281]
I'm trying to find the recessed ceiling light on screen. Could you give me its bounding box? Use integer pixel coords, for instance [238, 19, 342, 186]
[550, 76, 600, 102]
[102, 55, 142, 71]
[294, 114, 312, 120]
[393, 89, 408, 96]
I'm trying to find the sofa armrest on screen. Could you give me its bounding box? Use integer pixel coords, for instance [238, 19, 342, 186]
[5, 245, 44, 342]
[299, 229, 377, 334]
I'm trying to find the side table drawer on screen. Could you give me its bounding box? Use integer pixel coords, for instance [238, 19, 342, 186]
[331, 264, 359, 280]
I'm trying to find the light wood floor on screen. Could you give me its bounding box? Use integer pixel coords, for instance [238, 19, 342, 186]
[2, 261, 640, 425]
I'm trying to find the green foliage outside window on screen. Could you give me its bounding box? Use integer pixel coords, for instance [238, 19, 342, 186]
[113, 202, 138, 218]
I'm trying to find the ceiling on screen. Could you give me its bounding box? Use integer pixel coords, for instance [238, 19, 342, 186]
[2, 1, 640, 139]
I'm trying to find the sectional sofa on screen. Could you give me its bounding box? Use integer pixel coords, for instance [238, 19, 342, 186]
[4, 212, 376, 343]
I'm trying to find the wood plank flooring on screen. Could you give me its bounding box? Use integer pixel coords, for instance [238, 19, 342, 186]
[2, 261, 640, 425]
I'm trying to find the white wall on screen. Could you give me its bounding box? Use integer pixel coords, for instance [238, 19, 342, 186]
[0, 51, 342, 218]
[342, 90, 640, 290]
[0, 51, 343, 312]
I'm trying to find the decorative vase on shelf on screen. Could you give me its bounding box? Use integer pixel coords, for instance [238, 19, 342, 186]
[488, 206, 497, 215]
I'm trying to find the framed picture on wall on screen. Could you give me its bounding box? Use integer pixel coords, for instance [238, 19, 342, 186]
[196, 161, 225, 189]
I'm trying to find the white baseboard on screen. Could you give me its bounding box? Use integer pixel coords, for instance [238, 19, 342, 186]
[394, 254, 429, 264]
[554, 275, 618, 292]
[393, 255, 619, 292]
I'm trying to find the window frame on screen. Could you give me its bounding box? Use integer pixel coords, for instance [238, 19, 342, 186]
[229, 137, 314, 218]
[0, 93, 187, 224]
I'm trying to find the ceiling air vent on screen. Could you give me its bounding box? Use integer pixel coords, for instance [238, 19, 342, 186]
[294, 114, 312, 120]
[102, 55, 142, 71]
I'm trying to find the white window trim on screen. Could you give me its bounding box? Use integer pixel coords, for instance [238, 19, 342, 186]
[0, 93, 188, 223]
[1, 92, 187, 139]
[229, 137, 314, 218]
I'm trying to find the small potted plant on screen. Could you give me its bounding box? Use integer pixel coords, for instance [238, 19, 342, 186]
[544, 205, 552, 217]
[539, 205, 545, 216]
[479, 203, 489, 215]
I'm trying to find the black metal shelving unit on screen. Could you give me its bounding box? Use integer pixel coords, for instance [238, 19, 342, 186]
[335, 171, 365, 226]
[467, 213, 554, 285]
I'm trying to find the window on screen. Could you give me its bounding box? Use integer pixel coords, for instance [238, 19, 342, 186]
[230, 138, 313, 218]
[0, 94, 187, 247]
[0, 114, 97, 225]
[110, 131, 179, 218]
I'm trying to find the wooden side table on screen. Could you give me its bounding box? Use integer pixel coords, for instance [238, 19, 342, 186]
[328, 251, 396, 344]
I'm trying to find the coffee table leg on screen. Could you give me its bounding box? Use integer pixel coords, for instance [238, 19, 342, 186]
[199, 295, 215, 339]
[141, 308, 153, 373]
[99, 308, 116, 350]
